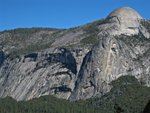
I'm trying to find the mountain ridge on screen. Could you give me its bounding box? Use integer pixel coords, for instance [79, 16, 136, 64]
[0, 7, 150, 101]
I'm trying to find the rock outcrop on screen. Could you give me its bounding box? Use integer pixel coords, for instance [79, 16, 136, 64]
[0, 48, 89, 100]
[98, 7, 150, 38]
[70, 34, 150, 100]
[0, 7, 150, 101]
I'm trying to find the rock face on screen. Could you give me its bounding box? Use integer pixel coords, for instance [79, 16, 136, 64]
[70, 35, 150, 100]
[0, 7, 150, 101]
[0, 48, 89, 100]
[99, 7, 150, 38]
[0, 51, 4, 67]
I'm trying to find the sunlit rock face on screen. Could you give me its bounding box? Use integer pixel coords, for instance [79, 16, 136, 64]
[107, 7, 143, 21]
[69, 7, 150, 100]
[98, 7, 150, 38]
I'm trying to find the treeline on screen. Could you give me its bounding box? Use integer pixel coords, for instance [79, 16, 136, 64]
[2, 28, 58, 34]
[0, 96, 102, 113]
[81, 19, 110, 46]
[0, 76, 150, 113]
[9, 42, 52, 58]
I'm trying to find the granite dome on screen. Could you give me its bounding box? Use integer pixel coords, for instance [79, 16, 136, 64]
[107, 7, 143, 20]
[98, 7, 150, 38]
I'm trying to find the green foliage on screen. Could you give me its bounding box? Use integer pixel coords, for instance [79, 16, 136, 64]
[114, 103, 124, 113]
[80, 19, 110, 46]
[115, 34, 150, 62]
[3, 28, 58, 35]
[141, 20, 150, 33]
[9, 42, 52, 58]
[0, 75, 150, 113]
[0, 95, 102, 113]
[83, 19, 110, 34]
[143, 100, 150, 113]
[0, 28, 64, 57]
[93, 75, 150, 113]
[80, 36, 99, 45]
[115, 34, 150, 46]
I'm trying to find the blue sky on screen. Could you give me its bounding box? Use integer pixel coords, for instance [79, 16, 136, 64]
[0, 0, 150, 31]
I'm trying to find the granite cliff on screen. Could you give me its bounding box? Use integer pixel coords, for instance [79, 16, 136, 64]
[0, 7, 150, 101]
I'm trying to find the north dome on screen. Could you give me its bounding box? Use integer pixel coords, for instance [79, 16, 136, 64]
[107, 7, 143, 20]
[98, 7, 150, 38]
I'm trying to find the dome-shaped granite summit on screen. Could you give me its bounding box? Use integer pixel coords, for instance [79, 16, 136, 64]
[98, 7, 149, 38]
[107, 7, 143, 20]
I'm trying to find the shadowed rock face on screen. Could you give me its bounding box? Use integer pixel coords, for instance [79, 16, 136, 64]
[0, 7, 150, 101]
[0, 51, 4, 67]
[143, 100, 150, 113]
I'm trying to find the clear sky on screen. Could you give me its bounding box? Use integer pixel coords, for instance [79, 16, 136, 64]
[0, 0, 150, 31]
